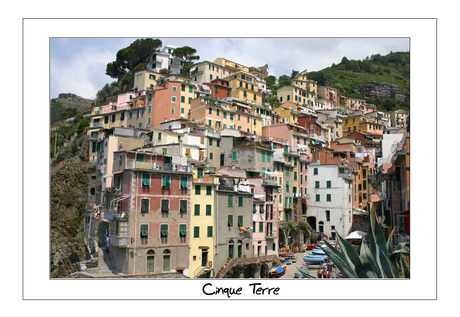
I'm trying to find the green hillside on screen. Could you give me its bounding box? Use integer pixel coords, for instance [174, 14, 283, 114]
[306, 51, 410, 112]
[51, 93, 93, 124]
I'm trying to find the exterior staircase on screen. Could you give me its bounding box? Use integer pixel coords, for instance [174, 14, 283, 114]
[90, 247, 124, 277]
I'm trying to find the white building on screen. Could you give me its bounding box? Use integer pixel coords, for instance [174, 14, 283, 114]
[306, 162, 354, 239]
[146, 45, 183, 74]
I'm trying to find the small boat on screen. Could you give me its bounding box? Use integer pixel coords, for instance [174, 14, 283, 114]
[303, 255, 328, 263]
[294, 266, 310, 278]
[270, 265, 287, 278]
[279, 252, 296, 258]
[303, 262, 327, 269]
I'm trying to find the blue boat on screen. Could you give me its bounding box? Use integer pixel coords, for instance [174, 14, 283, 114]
[303, 255, 328, 263]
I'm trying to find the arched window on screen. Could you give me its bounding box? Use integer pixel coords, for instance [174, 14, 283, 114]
[163, 249, 171, 272]
[147, 250, 155, 273]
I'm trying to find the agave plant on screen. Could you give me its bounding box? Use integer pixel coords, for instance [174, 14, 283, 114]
[320, 219, 410, 278]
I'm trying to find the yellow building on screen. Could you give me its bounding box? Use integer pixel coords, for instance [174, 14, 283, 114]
[277, 85, 315, 108]
[213, 58, 250, 73]
[274, 102, 301, 125]
[342, 115, 384, 136]
[133, 70, 163, 92]
[292, 73, 317, 98]
[190, 165, 217, 278]
[222, 71, 263, 106]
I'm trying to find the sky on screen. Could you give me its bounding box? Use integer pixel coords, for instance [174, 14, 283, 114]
[50, 37, 409, 100]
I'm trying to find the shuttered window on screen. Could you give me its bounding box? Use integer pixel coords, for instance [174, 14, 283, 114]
[194, 227, 199, 238]
[141, 199, 149, 213]
[180, 176, 188, 189]
[206, 205, 211, 216]
[206, 186, 212, 196]
[142, 174, 151, 187]
[327, 181, 331, 188]
[179, 224, 187, 237]
[180, 200, 187, 213]
[160, 224, 168, 237]
[228, 215, 233, 227]
[238, 197, 243, 207]
[161, 199, 169, 212]
[228, 195, 233, 206]
[140, 224, 148, 238]
[238, 215, 243, 227]
[207, 226, 213, 237]
[195, 185, 201, 195]
[162, 175, 171, 188]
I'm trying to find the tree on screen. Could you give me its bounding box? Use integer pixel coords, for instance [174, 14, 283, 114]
[278, 75, 291, 88]
[105, 38, 162, 81]
[290, 70, 299, 80]
[172, 46, 200, 76]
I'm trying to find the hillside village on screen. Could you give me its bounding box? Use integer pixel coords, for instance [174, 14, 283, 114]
[64, 44, 409, 278]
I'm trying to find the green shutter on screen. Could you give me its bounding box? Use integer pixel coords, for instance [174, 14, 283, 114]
[232, 151, 237, 160]
[316, 194, 320, 201]
[238, 197, 243, 207]
[197, 168, 204, 178]
[228, 215, 233, 227]
[162, 175, 171, 188]
[327, 194, 331, 201]
[228, 195, 233, 206]
[194, 227, 199, 238]
[262, 151, 265, 161]
[194, 204, 200, 216]
[180, 224, 187, 237]
[161, 199, 169, 212]
[137, 154, 144, 162]
[140, 224, 148, 238]
[180, 176, 188, 189]
[314, 168, 318, 175]
[180, 200, 187, 213]
[142, 174, 151, 187]
[195, 185, 201, 195]
[315, 181, 320, 188]
[206, 205, 211, 216]
[206, 186, 212, 195]
[259, 205, 265, 213]
[141, 199, 149, 213]
[259, 222, 263, 233]
[267, 152, 271, 162]
[253, 205, 257, 213]
[207, 226, 213, 237]
[119, 155, 123, 165]
[160, 224, 168, 237]
[327, 181, 331, 188]
[238, 215, 243, 227]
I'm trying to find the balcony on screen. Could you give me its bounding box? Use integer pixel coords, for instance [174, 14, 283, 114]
[125, 161, 192, 173]
[104, 210, 129, 221]
[90, 122, 104, 129]
[109, 235, 128, 247]
[262, 178, 278, 187]
[266, 232, 277, 239]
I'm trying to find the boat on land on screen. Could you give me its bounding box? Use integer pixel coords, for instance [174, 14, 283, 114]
[279, 252, 296, 258]
[270, 265, 287, 278]
[294, 266, 310, 278]
[303, 255, 328, 263]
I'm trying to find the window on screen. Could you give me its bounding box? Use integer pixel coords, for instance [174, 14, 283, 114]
[142, 174, 151, 187]
[267, 152, 271, 162]
[217, 140, 220, 147]
[180, 200, 187, 213]
[206, 186, 212, 196]
[172, 96, 177, 103]
[180, 176, 188, 189]
[228, 195, 233, 207]
[147, 117, 151, 125]
[162, 175, 171, 189]
[160, 225, 168, 238]
[228, 215, 233, 227]
[179, 224, 187, 238]
[232, 151, 237, 160]
[262, 151, 265, 161]
[206, 205, 212, 216]
[140, 224, 148, 239]
[194, 204, 200, 216]
[141, 199, 149, 213]
[189, 86, 193, 93]
[111, 114, 116, 123]
[207, 226, 213, 237]
[238, 215, 243, 227]
[316, 194, 320, 201]
[172, 86, 177, 91]
[314, 168, 318, 175]
[195, 185, 201, 195]
[327, 181, 331, 188]
[181, 96, 185, 103]
[161, 199, 169, 212]
[315, 181, 320, 188]
[171, 108, 175, 114]
[194, 226, 200, 238]
[259, 222, 264, 233]
[209, 107, 213, 115]
[326, 210, 330, 221]
[327, 194, 331, 202]
[238, 197, 243, 207]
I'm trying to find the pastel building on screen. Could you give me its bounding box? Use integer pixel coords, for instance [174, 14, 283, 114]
[133, 70, 163, 92]
[190, 60, 234, 84]
[146, 44, 183, 74]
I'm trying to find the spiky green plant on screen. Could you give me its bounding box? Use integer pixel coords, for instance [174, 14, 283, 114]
[320, 219, 410, 278]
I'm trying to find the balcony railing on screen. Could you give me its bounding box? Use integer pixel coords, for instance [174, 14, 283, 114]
[266, 232, 277, 239]
[90, 122, 104, 128]
[126, 161, 192, 173]
[109, 235, 128, 247]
